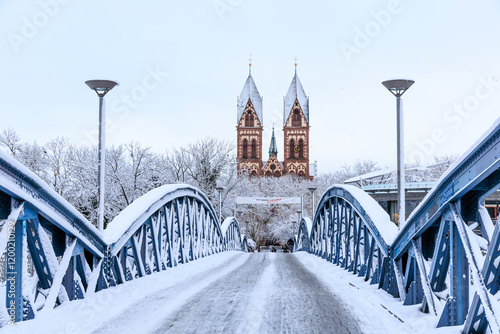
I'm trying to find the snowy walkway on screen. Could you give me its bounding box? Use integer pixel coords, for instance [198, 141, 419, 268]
[147, 253, 361, 334]
[4, 252, 460, 334]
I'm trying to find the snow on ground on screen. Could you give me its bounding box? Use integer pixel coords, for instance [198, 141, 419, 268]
[2, 252, 465, 334]
[2, 252, 248, 334]
[293, 252, 462, 334]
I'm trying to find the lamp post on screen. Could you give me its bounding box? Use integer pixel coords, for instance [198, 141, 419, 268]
[382, 79, 414, 229]
[307, 187, 317, 218]
[296, 210, 302, 225]
[85, 80, 118, 231]
[215, 186, 224, 222]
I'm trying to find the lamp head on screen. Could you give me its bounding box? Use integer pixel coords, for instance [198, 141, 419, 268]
[382, 79, 414, 97]
[86, 80, 119, 97]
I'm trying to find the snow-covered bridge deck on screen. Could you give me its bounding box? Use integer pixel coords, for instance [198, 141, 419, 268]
[4, 252, 451, 334]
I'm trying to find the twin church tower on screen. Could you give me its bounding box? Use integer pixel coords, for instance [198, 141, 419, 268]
[236, 60, 315, 180]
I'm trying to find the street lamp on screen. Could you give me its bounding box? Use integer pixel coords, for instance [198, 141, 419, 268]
[382, 79, 414, 229]
[215, 185, 224, 222]
[85, 79, 118, 231]
[296, 210, 302, 225]
[307, 187, 317, 218]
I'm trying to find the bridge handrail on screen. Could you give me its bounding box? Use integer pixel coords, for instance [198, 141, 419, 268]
[0, 150, 105, 255]
[392, 117, 500, 257]
[314, 184, 398, 255]
[103, 184, 221, 251]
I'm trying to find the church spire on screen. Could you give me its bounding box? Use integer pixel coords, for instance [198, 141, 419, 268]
[249, 54, 252, 76]
[268, 125, 278, 158]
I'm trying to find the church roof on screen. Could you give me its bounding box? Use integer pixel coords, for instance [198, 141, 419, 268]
[237, 74, 263, 125]
[284, 70, 309, 125]
[268, 127, 278, 158]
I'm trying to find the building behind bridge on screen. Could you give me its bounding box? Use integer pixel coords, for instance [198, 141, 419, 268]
[345, 165, 500, 223]
[236, 61, 316, 180]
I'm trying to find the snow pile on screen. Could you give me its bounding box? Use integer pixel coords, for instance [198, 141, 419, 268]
[221, 217, 236, 236]
[300, 217, 313, 237]
[335, 184, 398, 245]
[103, 184, 201, 245]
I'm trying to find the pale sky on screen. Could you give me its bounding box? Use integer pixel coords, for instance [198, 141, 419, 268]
[1, 0, 500, 174]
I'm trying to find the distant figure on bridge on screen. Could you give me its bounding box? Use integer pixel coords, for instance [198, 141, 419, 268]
[287, 237, 294, 252]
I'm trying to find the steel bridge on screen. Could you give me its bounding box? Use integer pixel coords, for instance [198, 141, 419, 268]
[296, 119, 500, 333]
[1, 120, 500, 333]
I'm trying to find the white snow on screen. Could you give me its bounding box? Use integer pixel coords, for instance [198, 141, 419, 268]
[300, 216, 312, 237]
[479, 204, 495, 242]
[335, 184, 399, 245]
[220, 216, 235, 236]
[103, 183, 205, 246]
[293, 252, 461, 334]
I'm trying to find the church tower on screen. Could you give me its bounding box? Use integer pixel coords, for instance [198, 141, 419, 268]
[236, 60, 263, 176]
[283, 63, 311, 179]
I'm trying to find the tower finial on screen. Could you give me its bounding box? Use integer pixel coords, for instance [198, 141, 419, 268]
[249, 53, 253, 75]
[294, 57, 298, 74]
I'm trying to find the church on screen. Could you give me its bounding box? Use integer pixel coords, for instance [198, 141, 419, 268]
[236, 61, 316, 180]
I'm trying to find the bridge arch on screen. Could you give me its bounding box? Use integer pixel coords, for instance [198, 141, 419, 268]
[103, 184, 245, 285]
[305, 185, 398, 283]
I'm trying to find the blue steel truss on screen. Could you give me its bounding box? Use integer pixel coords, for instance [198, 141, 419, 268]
[297, 119, 500, 333]
[0, 152, 246, 327]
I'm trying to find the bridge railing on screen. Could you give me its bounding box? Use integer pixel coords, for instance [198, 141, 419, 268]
[298, 185, 398, 285]
[0, 152, 246, 327]
[297, 118, 500, 333]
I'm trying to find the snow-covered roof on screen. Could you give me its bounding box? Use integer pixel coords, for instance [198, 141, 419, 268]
[237, 74, 263, 125]
[284, 72, 309, 124]
[344, 168, 394, 183]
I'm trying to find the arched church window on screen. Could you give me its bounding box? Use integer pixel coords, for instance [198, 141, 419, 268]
[251, 139, 257, 159]
[265, 171, 272, 177]
[298, 139, 304, 158]
[289, 139, 295, 159]
[274, 171, 281, 177]
[242, 139, 248, 159]
[298, 171, 305, 177]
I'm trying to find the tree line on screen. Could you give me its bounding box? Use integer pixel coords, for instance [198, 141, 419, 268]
[0, 128, 454, 245]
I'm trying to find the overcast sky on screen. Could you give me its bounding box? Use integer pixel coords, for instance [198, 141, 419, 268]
[1, 0, 500, 174]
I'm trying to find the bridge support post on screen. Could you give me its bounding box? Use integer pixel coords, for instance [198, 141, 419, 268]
[438, 219, 469, 327]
